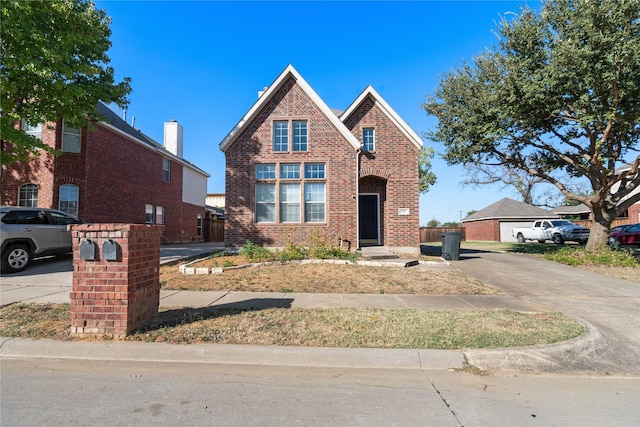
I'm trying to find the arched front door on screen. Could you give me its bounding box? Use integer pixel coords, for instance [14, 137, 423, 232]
[359, 193, 379, 246]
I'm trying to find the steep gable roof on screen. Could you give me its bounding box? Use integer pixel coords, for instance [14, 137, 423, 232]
[463, 197, 557, 222]
[340, 85, 423, 149]
[219, 64, 361, 152]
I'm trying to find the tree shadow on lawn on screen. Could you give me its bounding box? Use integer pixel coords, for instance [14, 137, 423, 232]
[137, 298, 294, 333]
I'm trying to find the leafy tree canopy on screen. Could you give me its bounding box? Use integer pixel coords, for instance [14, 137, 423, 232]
[1, 0, 131, 163]
[419, 146, 437, 194]
[423, 0, 640, 249]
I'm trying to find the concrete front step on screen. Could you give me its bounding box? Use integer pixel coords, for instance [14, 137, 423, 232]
[359, 246, 399, 260]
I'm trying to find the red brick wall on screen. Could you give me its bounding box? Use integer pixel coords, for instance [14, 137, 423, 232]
[464, 219, 501, 241]
[0, 121, 73, 209]
[343, 97, 421, 248]
[1, 120, 204, 243]
[224, 77, 357, 247]
[629, 203, 640, 223]
[70, 223, 163, 337]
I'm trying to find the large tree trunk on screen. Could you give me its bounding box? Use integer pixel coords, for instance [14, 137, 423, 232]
[586, 221, 610, 251]
[586, 206, 614, 251]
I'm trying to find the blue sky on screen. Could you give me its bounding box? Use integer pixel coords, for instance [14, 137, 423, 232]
[96, 0, 540, 224]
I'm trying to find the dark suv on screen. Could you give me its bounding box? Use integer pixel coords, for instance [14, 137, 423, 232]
[0, 206, 81, 273]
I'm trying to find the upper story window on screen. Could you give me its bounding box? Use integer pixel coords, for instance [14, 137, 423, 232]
[18, 183, 39, 207]
[363, 128, 375, 152]
[162, 158, 171, 182]
[59, 184, 79, 217]
[256, 164, 276, 180]
[22, 120, 42, 140]
[273, 120, 308, 152]
[273, 121, 288, 152]
[61, 120, 81, 153]
[293, 120, 308, 151]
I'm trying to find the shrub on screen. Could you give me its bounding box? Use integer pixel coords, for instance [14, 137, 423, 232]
[240, 240, 273, 262]
[543, 246, 637, 267]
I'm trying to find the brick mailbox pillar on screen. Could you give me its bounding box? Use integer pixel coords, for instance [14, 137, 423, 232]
[70, 224, 164, 337]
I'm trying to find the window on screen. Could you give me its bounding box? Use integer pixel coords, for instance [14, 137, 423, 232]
[145, 204, 154, 224]
[18, 184, 38, 207]
[162, 158, 171, 182]
[22, 120, 42, 140]
[58, 184, 79, 217]
[254, 162, 326, 224]
[255, 183, 276, 222]
[305, 183, 325, 222]
[256, 164, 276, 180]
[197, 214, 202, 236]
[273, 121, 288, 152]
[280, 183, 300, 222]
[155, 206, 165, 225]
[61, 120, 81, 153]
[280, 163, 300, 179]
[363, 128, 375, 151]
[293, 120, 308, 151]
[304, 163, 325, 179]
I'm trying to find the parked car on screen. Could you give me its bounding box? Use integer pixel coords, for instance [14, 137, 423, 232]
[512, 219, 590, 244]
[608, 223, 640, 248]
[0, 206, 81, 273]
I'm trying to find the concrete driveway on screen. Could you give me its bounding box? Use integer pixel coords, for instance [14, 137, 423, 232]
[0, 242, 225, 306]
[454, 248, 640, 375]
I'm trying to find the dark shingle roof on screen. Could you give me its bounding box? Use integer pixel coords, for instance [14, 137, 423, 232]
[463, 198, 557, 222]
[96, 103, 162, 150]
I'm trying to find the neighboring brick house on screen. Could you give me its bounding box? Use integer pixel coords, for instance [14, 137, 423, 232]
[462, 198, 558, 242]
[1, 103, 210, 243]
[219, 65, 422, 252]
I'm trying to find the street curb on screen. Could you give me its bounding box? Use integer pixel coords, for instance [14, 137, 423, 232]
[463, 317, 611, 374]
[0, 337, 465, 370]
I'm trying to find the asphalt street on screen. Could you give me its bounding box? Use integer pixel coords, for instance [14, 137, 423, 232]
[2, 358, 638, 427]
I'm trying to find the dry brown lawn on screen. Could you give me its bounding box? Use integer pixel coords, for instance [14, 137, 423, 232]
[161, 256, 497, 295]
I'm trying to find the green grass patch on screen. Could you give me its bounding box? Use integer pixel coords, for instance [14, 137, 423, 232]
[541, 246, 637, 267]
[0, 303, 583, 350]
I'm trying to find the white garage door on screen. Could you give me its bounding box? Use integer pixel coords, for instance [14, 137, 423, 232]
[499, 221, 534, 242]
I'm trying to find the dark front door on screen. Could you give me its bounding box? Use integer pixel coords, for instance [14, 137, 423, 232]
[359, 194, 379, 246]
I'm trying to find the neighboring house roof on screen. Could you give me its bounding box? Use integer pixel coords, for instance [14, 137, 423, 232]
[205, 205, 225, 219]
[219, 64, 412, 152]
[340, 85, 423, 149]
[553, 204, 590, 215]
[96, 102, 209, 177]
[462, 197, 557, 222]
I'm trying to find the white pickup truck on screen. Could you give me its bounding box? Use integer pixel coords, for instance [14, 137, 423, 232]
[512, 220, 590, 244]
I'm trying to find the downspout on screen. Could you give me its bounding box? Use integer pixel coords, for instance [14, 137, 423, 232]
[355, 145, 362, 251]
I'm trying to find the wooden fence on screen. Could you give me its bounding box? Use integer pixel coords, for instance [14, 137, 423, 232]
[420, 227, 466, 243]
[207, 220, 225, 242]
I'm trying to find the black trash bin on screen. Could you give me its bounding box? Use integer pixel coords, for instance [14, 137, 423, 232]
[441, 232, 463, 261]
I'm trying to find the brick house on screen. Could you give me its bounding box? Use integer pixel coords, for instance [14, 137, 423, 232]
[220, 65, 422, 252]
[1, 103, 209, 243]
[462, 198, 558, 242]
